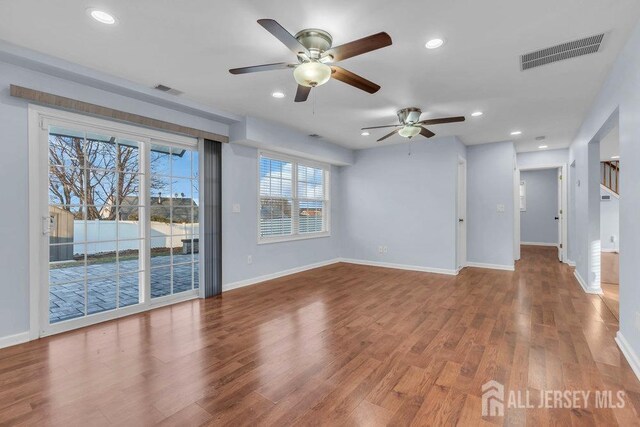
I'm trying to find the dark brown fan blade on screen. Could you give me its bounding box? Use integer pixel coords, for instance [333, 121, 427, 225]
[295, 85, 311, 102]
[377, 128, 400, 142]
[324, 32, 392, 62]
[420, 127, 436, 138]
[257, 19, 310, 56]
[417, 116, 466, 126]
[229, 62, 294, 74]
[361, 124, 402, 130]
[330, 66, 380, 94]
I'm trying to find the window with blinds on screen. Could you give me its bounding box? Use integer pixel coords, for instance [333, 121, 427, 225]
[259, 153, 329, 241]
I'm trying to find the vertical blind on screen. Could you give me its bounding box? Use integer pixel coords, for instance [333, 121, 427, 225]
[203, 139, 222, 297]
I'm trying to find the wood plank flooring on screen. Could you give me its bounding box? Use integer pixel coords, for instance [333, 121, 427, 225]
[0, 246, 639, 426]
[601, 252, 620, 320]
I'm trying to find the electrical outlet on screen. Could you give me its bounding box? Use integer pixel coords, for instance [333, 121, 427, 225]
[378, 246, 383, 254]
[232, 203, 241, 213]
[247, 255, 252, 264]
[497, 204, 505, 213]
[383, 246, 388, 253]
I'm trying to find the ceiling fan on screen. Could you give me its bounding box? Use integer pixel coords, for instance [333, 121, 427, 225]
[362, 108, 466, 142]
[229, 19, 392, 102]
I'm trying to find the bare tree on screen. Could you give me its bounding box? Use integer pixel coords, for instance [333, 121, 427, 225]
[48, 134, 159, 220]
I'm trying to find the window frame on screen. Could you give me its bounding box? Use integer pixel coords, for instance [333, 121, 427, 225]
[29, 105, 204, 339]
[257, 150, 330, 244]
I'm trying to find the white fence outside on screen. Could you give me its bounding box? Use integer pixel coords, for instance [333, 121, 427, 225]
[72, 220, 198, 255]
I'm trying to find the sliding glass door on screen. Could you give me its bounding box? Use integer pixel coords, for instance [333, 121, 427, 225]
[148, 142, 200, 299]
[48, 127, 145, 322]
[40, 110, 201, 335]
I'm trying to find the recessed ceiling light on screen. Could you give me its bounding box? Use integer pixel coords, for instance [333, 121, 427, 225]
[538, 145, 548, 149]
[471, 111, 483, 117]
[611, 155, 620, 159]
[271, 91, 285, 98]
[511, 131, 522, 136]
[361, 131, 370, 136]
[425, 38, 445, 49]
[88, 9, 116, 25]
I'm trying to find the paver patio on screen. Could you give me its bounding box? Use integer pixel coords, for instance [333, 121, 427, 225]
[49, 254, 199, 323]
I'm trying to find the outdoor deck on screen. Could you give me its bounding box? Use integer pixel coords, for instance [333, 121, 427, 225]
[49, 254, 198, 323]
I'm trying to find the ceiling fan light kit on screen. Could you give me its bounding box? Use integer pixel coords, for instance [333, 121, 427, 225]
[293, 62, 332, 87]
[229, 19, 391, 102]
[399, 126, 421, 138]
[361, 108, 465, 142]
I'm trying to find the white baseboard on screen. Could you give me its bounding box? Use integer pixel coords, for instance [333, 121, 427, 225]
[573, 270, 602, 294]
[521, 242, 558, 247]
[0, 331, 30, 350]
[566, 259, 576, 267]
[222, 258, 341, 292]
[615, 332, 640, 382]
[601, 249, 619, 253]
[339, 258, 458, 276]
[465, 262, 515, 271]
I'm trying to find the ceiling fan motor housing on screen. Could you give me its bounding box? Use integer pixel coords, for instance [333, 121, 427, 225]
[295, 29, 333, 59]
[397, 107, 422, 125]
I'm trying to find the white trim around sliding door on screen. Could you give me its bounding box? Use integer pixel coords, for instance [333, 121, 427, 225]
[28, 105, 203, 338]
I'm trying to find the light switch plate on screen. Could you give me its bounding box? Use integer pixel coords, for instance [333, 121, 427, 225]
[232, 203, 241, 213]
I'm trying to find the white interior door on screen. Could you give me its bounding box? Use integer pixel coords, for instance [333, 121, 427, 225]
[557, 167, 563, 261]
[457, 159, 467, 270]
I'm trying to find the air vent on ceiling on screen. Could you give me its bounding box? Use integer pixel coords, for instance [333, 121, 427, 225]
[520, 33, 605, 71]
[308, 133, 322, 138]
[154, 84, 183, 96]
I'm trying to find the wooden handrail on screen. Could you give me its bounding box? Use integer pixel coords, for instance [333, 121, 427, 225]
[601, 160, 619, 194]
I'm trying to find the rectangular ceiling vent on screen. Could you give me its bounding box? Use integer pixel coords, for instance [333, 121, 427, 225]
[154, 84, 183, 96]
[308, 133, 322, 138]
[520, 33, 605, 71]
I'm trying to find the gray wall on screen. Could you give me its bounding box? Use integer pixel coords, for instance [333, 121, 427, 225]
[516, 149, 569, 169]
[338, 137, 465, 272]
[520, 169, 558, 244]
[221, 143, 343, 286]
[568, 19, 640, 360]
[466, 141, 515, 268]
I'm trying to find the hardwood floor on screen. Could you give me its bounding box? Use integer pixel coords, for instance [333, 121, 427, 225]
[601, 252, 620, 320]
[601, 252, 619, 285]
[1, 246, 639, 426]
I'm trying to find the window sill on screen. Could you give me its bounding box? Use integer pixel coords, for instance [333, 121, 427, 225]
[257, 232, 331, 245]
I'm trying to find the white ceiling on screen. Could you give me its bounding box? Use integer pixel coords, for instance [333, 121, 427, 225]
[1, 1, 639, 151]
[600, 125, 619, 161]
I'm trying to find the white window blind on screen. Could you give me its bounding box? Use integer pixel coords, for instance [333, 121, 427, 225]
[259, 153, 329, 241]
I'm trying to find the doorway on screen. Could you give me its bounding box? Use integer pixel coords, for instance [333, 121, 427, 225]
[518, 165, 567, 261]
[599, 124, 620, 319]
[456, 157, 467, 271]
[30, 106, 203, 337]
